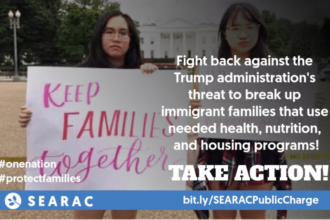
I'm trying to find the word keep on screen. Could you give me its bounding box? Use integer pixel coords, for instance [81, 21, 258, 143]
[43, 82, 100, 108]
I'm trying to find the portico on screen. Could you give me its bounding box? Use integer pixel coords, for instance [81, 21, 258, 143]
[139, 18, 218, 59]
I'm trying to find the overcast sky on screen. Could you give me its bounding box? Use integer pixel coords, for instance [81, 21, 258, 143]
[116, 0, 329, 25]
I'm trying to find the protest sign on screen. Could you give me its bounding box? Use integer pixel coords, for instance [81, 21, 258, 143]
[25, 67, 189, 190]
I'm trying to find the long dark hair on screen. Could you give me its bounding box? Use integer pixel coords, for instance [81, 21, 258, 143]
[78, 10, 141, 68]
[218, 2, 272, 59]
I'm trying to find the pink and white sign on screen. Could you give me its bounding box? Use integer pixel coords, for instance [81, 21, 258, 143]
[25, 67, 189, 190]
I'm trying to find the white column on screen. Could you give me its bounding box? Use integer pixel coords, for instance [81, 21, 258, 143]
[157, 32, 161, 58]
[195, 32, 199, 56]
[170, 32, 173, 58]
[183, 32, 186, 56]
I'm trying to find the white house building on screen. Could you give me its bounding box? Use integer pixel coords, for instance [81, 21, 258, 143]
[139, 18, 219, 59]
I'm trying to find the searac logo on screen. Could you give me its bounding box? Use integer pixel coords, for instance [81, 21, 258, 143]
[5, 193, 22, 209]
[28, 196, 93, 207]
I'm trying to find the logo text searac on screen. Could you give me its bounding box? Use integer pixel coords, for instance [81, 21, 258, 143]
[28, 196, 93, 207]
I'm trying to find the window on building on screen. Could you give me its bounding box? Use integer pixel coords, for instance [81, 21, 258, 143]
[212, 36, 216, 44]
[141, 38, 144, 44]
[188, 50, 191, 58]
[151, 50, 154, 58]
[151, 37, 154, 44]
[165, 51, 168, 58]
[141, 50, 144, 58]
[202, 50, 206, 57]
[202, 36, 206, 44]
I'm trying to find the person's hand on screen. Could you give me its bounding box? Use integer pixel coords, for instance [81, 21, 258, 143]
[19, 105, 32, 128]
[140, 63, 158, 74]
[190, 99, 201, 110]
[314, 92, 327, 109]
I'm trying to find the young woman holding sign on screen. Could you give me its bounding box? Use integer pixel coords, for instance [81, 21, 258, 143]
[19, 10, 157, 219]
[191, 2, 326, 219]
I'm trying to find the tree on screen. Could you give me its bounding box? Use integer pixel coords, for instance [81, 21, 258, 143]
[73, 0, 120, 11]
[26, 0, 62, 64]
[320, 17, 330, 58]
[0, 54, 6, 65]
[0, 0, 61, 66]
[261, 10, 325, 59]
[289, 22, 320, 58]
[261, 11, 291, 57]
[134, 20, 140, 35]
